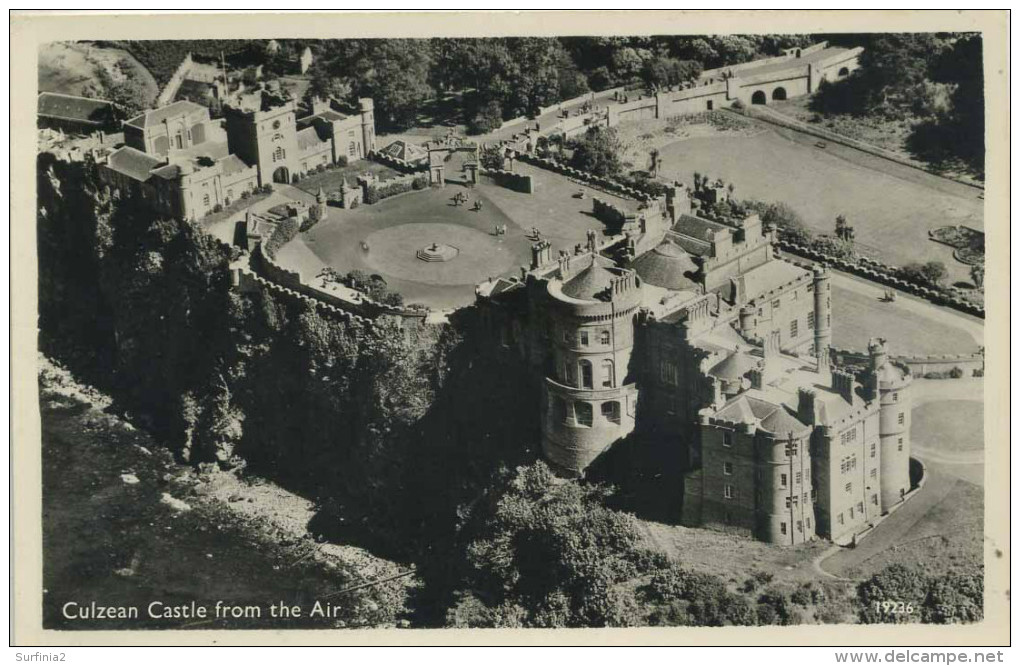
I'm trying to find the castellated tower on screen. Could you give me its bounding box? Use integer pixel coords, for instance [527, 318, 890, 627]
[541, 253, 643, 476]
[867, 338, 912, 510]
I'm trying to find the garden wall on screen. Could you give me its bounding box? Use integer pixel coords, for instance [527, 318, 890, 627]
[830, 347, 985, 378]
[776, 239, 985, 318]
[516, 153, 652, 202]
[482, 169, 534, 194]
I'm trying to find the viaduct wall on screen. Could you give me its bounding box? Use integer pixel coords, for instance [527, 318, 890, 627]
[156, 53, 194, 107]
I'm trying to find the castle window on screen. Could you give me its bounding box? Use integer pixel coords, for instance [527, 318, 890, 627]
[870, 468, 877, 479]
[203, 194, 210, 207]
[273, 147, 285, 162]
[723, 462, 733, 475]
[845, 482, 852, 493]
[579, 360, 593, 389]
[795, 471, 802, 485]
[785, 496, 791, 509]
[601, 401, 621, 424]
[857, 502, 864, 514]
[723, 485, 733, 499]
[780, 522, 787, 535]
[579, 331, 589, 346]
[601, 359, 614, 388]
[772, 299, 781, 310]
[797, 520, 803, 533]
[562, 359, 576, 386]
[786, 441, 798, 457]
[600, 330, 610, 345]
[807, 311, 815, 328]
[552, 397, 567, 424]
[898, 440, 904, 452]
[661, 362, 678, 386]
[838, 513, 844, 525]
[348, 141, 358, 157]
[893, 392, 898, 402]
[872, 494, 879, 505]
[803, 492, 808, 504]
[870, 442, 876, 458]
[574, 402, 593, 427]
[792, 495, 799, 507]
[849, 507, 855, 519]
[898, 412, 905, 425]
[780, 473, 787, 487]
[790, 319, 799, 338]
[811, 488, 817, 502]
[723, 432, 733, 448]
[806, 517, 811, 528]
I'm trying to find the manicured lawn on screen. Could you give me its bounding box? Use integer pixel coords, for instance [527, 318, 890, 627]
[830, 285, 980, 355]
[911, 400, 984, 453]
[655, 128, 984, 286]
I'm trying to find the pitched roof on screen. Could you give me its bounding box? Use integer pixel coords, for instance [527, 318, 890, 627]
[673, 214, 731, 242]
[561, 255, 618, 300]
[219, 154, 251, 176]
[379, 139, 428, 163]
[106, 146, 163, 182]
[38, 92, 113, 124]
[125, 100, 207, 130]
[759, 404, 811, 436]
[628, 240, 700, 291]
[296, 126, 328, 152]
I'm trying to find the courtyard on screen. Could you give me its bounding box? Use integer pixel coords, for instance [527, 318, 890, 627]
[274, 164, 639, 310]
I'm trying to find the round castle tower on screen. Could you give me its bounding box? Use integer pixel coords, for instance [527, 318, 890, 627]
[867, 338, 912, 510]
[541, 253, 642, 476]
[812, 265, 832, 366]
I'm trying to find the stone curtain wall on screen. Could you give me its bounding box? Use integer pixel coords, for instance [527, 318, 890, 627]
[517, 153, 652, 202]
[240, 242, 428, 323]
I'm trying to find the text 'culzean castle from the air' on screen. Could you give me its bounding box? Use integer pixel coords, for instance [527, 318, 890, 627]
[477, 181, 912, 546]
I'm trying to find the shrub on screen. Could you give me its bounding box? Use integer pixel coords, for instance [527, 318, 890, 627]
[262, 216, 300, 258]
[973, 368, 984, 377]
[363, 186, 380, 205]
[240, 190, 250, 200]
[731, 98, 745, 110]
[212, 203, 223, 214]
[468, 100, 503, 135]
[411, 175, 428, 190]
[292, 173, 301, 184]
[335, 155, 349, 168]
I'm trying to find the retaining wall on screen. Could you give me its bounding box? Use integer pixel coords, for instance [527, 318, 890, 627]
[830, 347, 985, 377]
[517, 153, 652, 202]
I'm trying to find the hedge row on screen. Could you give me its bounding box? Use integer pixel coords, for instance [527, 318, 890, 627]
[262, 216, 301, 259]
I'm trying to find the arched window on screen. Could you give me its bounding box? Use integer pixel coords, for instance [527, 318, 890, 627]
[600, 330, 611, 345]
[601, 359, 615, 388]
[751, 90, 767, 105]
[601, 401, 621, 424]
[273, 146, 285, 162]
[348, 141, 358, 157]
[579, 360, 593, 389]
[575, 402, 593, 427]
[562, 358, 576, 386]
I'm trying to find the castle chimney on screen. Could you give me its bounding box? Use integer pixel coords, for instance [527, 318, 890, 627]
[739, 305, 756, 338]
[832, 367, 855, 403]
[749, 364, 764, 390]
[762, 329, 781, 385]
[868, 337, 888, 371]
[797, 387, 818, 426]
[813, 265, 832, 374]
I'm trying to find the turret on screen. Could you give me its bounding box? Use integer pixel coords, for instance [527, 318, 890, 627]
[867, 338, 912, 511]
